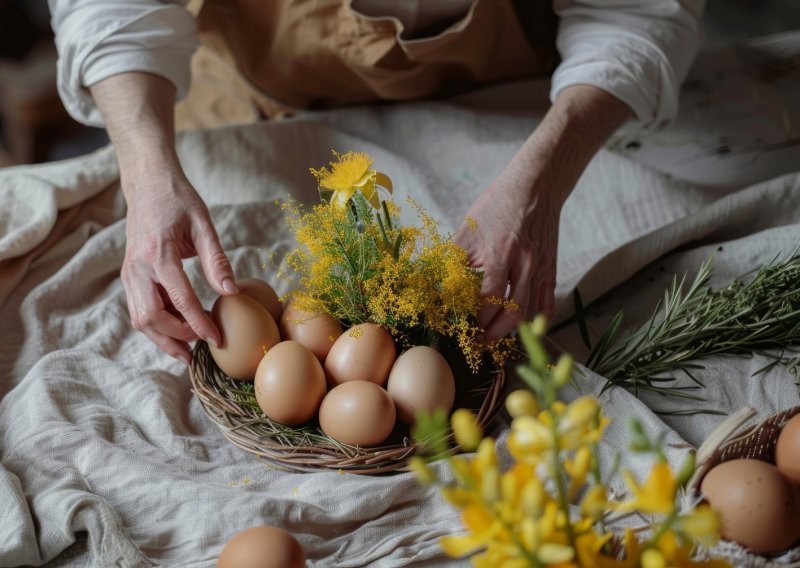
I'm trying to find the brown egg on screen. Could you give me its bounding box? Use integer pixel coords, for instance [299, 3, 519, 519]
[386, 346, 455, 424]
[324, 323, 396, 387]
[319, 381, 396, 446]
[237, 278, 283, 322]
[254, 341, 327, 425]
[279, 302, 343, 362]
[775, 414, 800, 485]
[701, 458, 800, 554]
[209, 294, 280, 381]
[217, 525, 305, 568]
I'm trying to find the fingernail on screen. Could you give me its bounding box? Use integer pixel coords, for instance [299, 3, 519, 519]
[222, 278, 238, 294]
[206, 336, 219, 349]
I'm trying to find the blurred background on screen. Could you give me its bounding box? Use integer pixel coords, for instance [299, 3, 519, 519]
[0, 0, 798, 168]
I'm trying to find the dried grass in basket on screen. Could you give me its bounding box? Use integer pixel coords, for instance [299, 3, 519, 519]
[189, 340, 506, 474]
[687, 405, 800, 568]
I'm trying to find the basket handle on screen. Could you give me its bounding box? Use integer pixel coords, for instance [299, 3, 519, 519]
[687, 407, 756, 492]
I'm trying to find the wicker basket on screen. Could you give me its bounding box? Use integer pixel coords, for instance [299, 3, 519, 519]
[189, 340, 506, 474]
[687, 405, 800, 567]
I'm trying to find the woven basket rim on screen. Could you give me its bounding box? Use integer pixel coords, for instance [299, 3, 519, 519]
[687, 405, 800, 567]
[189, 340, 506, 474]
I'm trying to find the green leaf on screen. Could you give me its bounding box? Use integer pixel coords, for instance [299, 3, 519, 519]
[573, 288, 593, 351]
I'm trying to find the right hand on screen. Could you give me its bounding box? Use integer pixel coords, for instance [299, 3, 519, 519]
[120, 164, 237, 365]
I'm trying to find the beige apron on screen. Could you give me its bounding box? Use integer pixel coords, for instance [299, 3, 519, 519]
[176, 0, 557, 129]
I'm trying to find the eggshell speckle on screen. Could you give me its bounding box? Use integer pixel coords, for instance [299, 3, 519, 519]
[237, 278, 283, 322]
[387, 346, 455, 424]
[700, 458, 800, 554]
[217, 525, 305, 568]
[319, 381, 396, 446]
[279, 302, 343, 362]
[324, 323, 396, 387]
[775, 414, 800, 485]
[209, 294, 280, 381]
[255, 341, 327, 425]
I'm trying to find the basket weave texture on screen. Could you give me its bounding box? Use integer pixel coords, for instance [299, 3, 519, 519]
[688, 405, 800, 567]
[189, 341, 505, 474]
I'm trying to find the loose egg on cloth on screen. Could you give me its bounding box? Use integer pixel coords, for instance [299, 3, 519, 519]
[324, 323, 396, 387]
[209, 294, 280, 381]
[217, 525, 305, 568]
[279, 302, 343, 362]
[700, 458, 800, 554]
[236, 278, 284, 322]
[255, 341, 327, 425]
[775, 414, 800, 485]
[386, 346, 455, 424]
[319, 380, 396, 446]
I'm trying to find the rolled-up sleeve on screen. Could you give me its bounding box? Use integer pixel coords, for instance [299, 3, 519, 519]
[551, 0, 704, 127]
[48, 0, 198, 126]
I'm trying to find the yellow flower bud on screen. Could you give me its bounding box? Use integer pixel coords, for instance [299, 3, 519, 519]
[580, 485, 609, 520]
[408, 456, 435, 484]
[481, 466, 500, 502]
[474, 437, 497, 474]
[451, 409, 482, 451]
[559, 396, 600, 435]
[520, 517, 538, 551]
[531, 314, 548, 337]
[641, 548, 667, 568]
[552, 353, 574, 387]
[511, 416, 553, 454]
[678, 505, 722, 546]
[505, 389, 539, 418]
[537, 543, 575, 565]
[521, 477, 545, 516]
[564, 446, 592, 487]
[539, 502, 558, 539]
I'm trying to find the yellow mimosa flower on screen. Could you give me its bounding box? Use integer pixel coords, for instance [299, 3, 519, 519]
[310, 150, 392, 209]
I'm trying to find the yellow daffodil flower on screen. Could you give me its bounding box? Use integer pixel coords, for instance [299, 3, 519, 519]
[310, 150, 392, 209]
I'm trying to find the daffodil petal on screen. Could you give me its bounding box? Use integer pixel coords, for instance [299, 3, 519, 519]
[353, 170, 376, 187]
[332, 187, 356, 209]
[359, 179, 380, 209]
[375, 171, 393, 192]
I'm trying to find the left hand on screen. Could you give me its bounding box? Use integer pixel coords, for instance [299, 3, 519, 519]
[454, 159, 564, 341]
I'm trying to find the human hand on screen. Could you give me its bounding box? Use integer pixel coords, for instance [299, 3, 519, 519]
[454, 160, 563, 341]
[121, 163, 237, 364]
[89, 72, 238, 364]
[455, 85, 634, 341]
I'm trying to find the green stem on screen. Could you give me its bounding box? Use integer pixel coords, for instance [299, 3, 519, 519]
[549, 421, 576, 550]
[647, 508, 679, 549]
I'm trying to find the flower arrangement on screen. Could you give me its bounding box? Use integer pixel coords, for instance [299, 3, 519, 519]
[279, 150, 517, 372]
[411, 317, 731, 568]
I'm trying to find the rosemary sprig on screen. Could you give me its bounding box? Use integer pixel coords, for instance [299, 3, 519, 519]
[586, 252, 800, 400]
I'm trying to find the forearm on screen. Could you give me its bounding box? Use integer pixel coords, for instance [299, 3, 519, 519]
[513, 85, 632, 203]
[90, 71, 182, 194]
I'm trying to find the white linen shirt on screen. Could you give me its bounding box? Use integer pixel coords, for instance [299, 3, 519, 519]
[48, 0, 704, 128]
